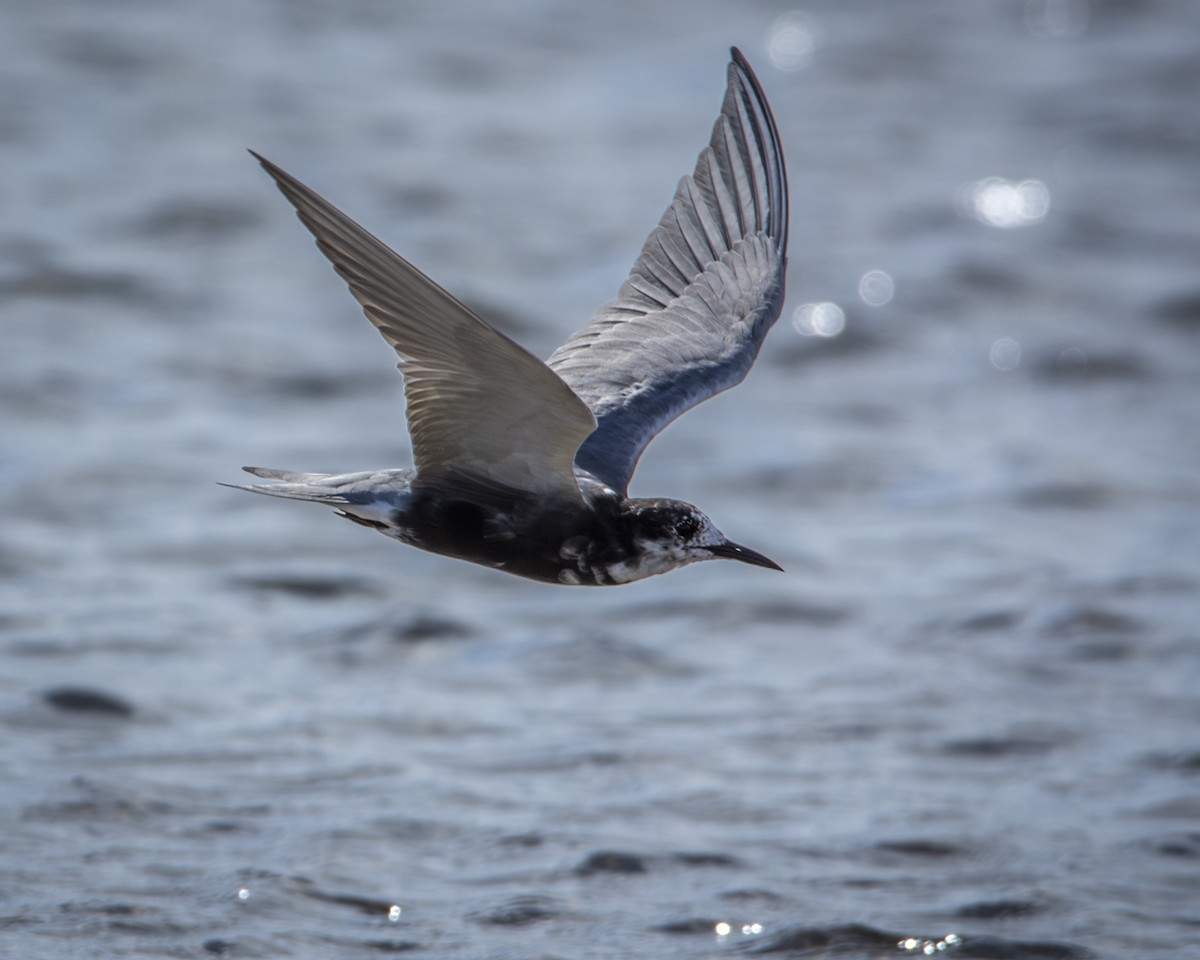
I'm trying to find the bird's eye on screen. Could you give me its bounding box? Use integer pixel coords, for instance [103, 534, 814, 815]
[673, 515, 700, 539]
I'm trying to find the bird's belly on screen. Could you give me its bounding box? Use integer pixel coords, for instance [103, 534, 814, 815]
[394, 498, 607, 585]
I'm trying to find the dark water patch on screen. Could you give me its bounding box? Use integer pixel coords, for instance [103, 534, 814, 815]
[955, 259, 1027, 294]
[390, 615, 473, 643]
[952, 936, 1094, 959]
[728, 599, 849, 627]
[130, 198, 264, 241]
[1141, 751, 1200, 775]
[1037, 606, 1146, 639]
[273, 372, 381, 399]
[1030, 347, 1149, 384]
[0, 546, 30, 577]
[9, 636, 178, 658]
[368, 817, 466, 843]
[42, 686, 134, 717]
[320, 612, 474, 652]
[1111, 573, 1196, 596]
[106, 916, 189, 937]
[574, 850, 647, 876]
[825, 401, 900, 426]
[497, 831, 544, 851]
[57, 901, 191, 941]
[314, 935, 420, 954]
[291, 878, 401, 918]
[955, 610, 1021, 633]
[22, 776, 174, 823]
[1153, 290, 1200, 331]
[75, 902, 138, 917]
[1140, 795, 1200, 820]
[733, 460, 886, 503]
[672, 851, 741, 868]
[428, 50, 504, 90]
[875, 838, 966, 859]
[813, 721, 885, 743]
[0, 262, 160, 305]
[222, 366, 394, 400]
[381, 183, 455, 217]
[1144, 831, 1200, 858]
[769, 324, 880, 369]
[955, 898, 1045, 920]
[469, 894, 565, 926]
[719, 887, 788, 904]
[612, 596, 848, 628]
[742, 922, 898, 954]
[745, 924, 1092, 958]
[200, 819, 256, 835]
[1015, 482, 1113, 510]
[941, 735, 1065, 759]
[1065, 639, 1134, 663]
[231, 572, 383, 600]
[654, 916, 719, 934]
[53, 28, 161, 78]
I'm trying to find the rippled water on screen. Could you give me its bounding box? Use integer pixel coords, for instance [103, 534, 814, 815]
[3, 2, 1199, 957]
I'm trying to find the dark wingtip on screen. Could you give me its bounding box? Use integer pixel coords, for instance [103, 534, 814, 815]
[723, 45, 788, 256]
[248, 149, 285, 180]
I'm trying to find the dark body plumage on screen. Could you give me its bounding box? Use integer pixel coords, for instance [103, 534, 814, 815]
[399, 481, 708, 587]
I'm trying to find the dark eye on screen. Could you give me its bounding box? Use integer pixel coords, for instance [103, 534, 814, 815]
[673, 515, 700, 539]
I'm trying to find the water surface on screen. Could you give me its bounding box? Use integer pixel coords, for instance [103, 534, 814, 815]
[3, 2, 1199, 957]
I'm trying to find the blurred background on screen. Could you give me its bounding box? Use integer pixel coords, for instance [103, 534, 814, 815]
[2, 1, 1198, 957]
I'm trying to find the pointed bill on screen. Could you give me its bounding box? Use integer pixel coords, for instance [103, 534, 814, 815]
[707, 539, 783, 571]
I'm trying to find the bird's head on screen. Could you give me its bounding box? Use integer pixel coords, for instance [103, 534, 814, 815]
[627, 499, 782, 574]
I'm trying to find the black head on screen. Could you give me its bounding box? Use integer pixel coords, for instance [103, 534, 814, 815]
[627, 499, 782, 573]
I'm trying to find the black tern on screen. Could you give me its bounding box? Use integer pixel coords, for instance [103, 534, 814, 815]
[230, 48, 788, 586]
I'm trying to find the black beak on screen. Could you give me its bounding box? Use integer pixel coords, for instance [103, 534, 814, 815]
[709, 539, 784, 571]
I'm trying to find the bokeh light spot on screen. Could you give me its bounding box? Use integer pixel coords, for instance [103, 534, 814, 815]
[989, 337, 1022, 371]
[766, 12, 819, 72]
[859, 269, 894, 306]
[792, 301, 845, 338]
[964, 177, 1049, 228]
[899, 933, 963, 954]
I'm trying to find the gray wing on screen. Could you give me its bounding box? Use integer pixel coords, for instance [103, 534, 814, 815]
[546, 48, 788, 494]
[252, 152, 597, 504]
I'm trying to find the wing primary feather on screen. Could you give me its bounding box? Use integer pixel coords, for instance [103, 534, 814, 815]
[546, 49, 789, 494]
[250, 150, 596, 503]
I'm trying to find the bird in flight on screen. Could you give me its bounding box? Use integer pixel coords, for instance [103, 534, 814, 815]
[230, 48, 788, 586]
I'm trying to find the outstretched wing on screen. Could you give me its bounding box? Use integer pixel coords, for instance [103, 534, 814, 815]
[252, 153, 596, 504]
[546, 48, 788, 494]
